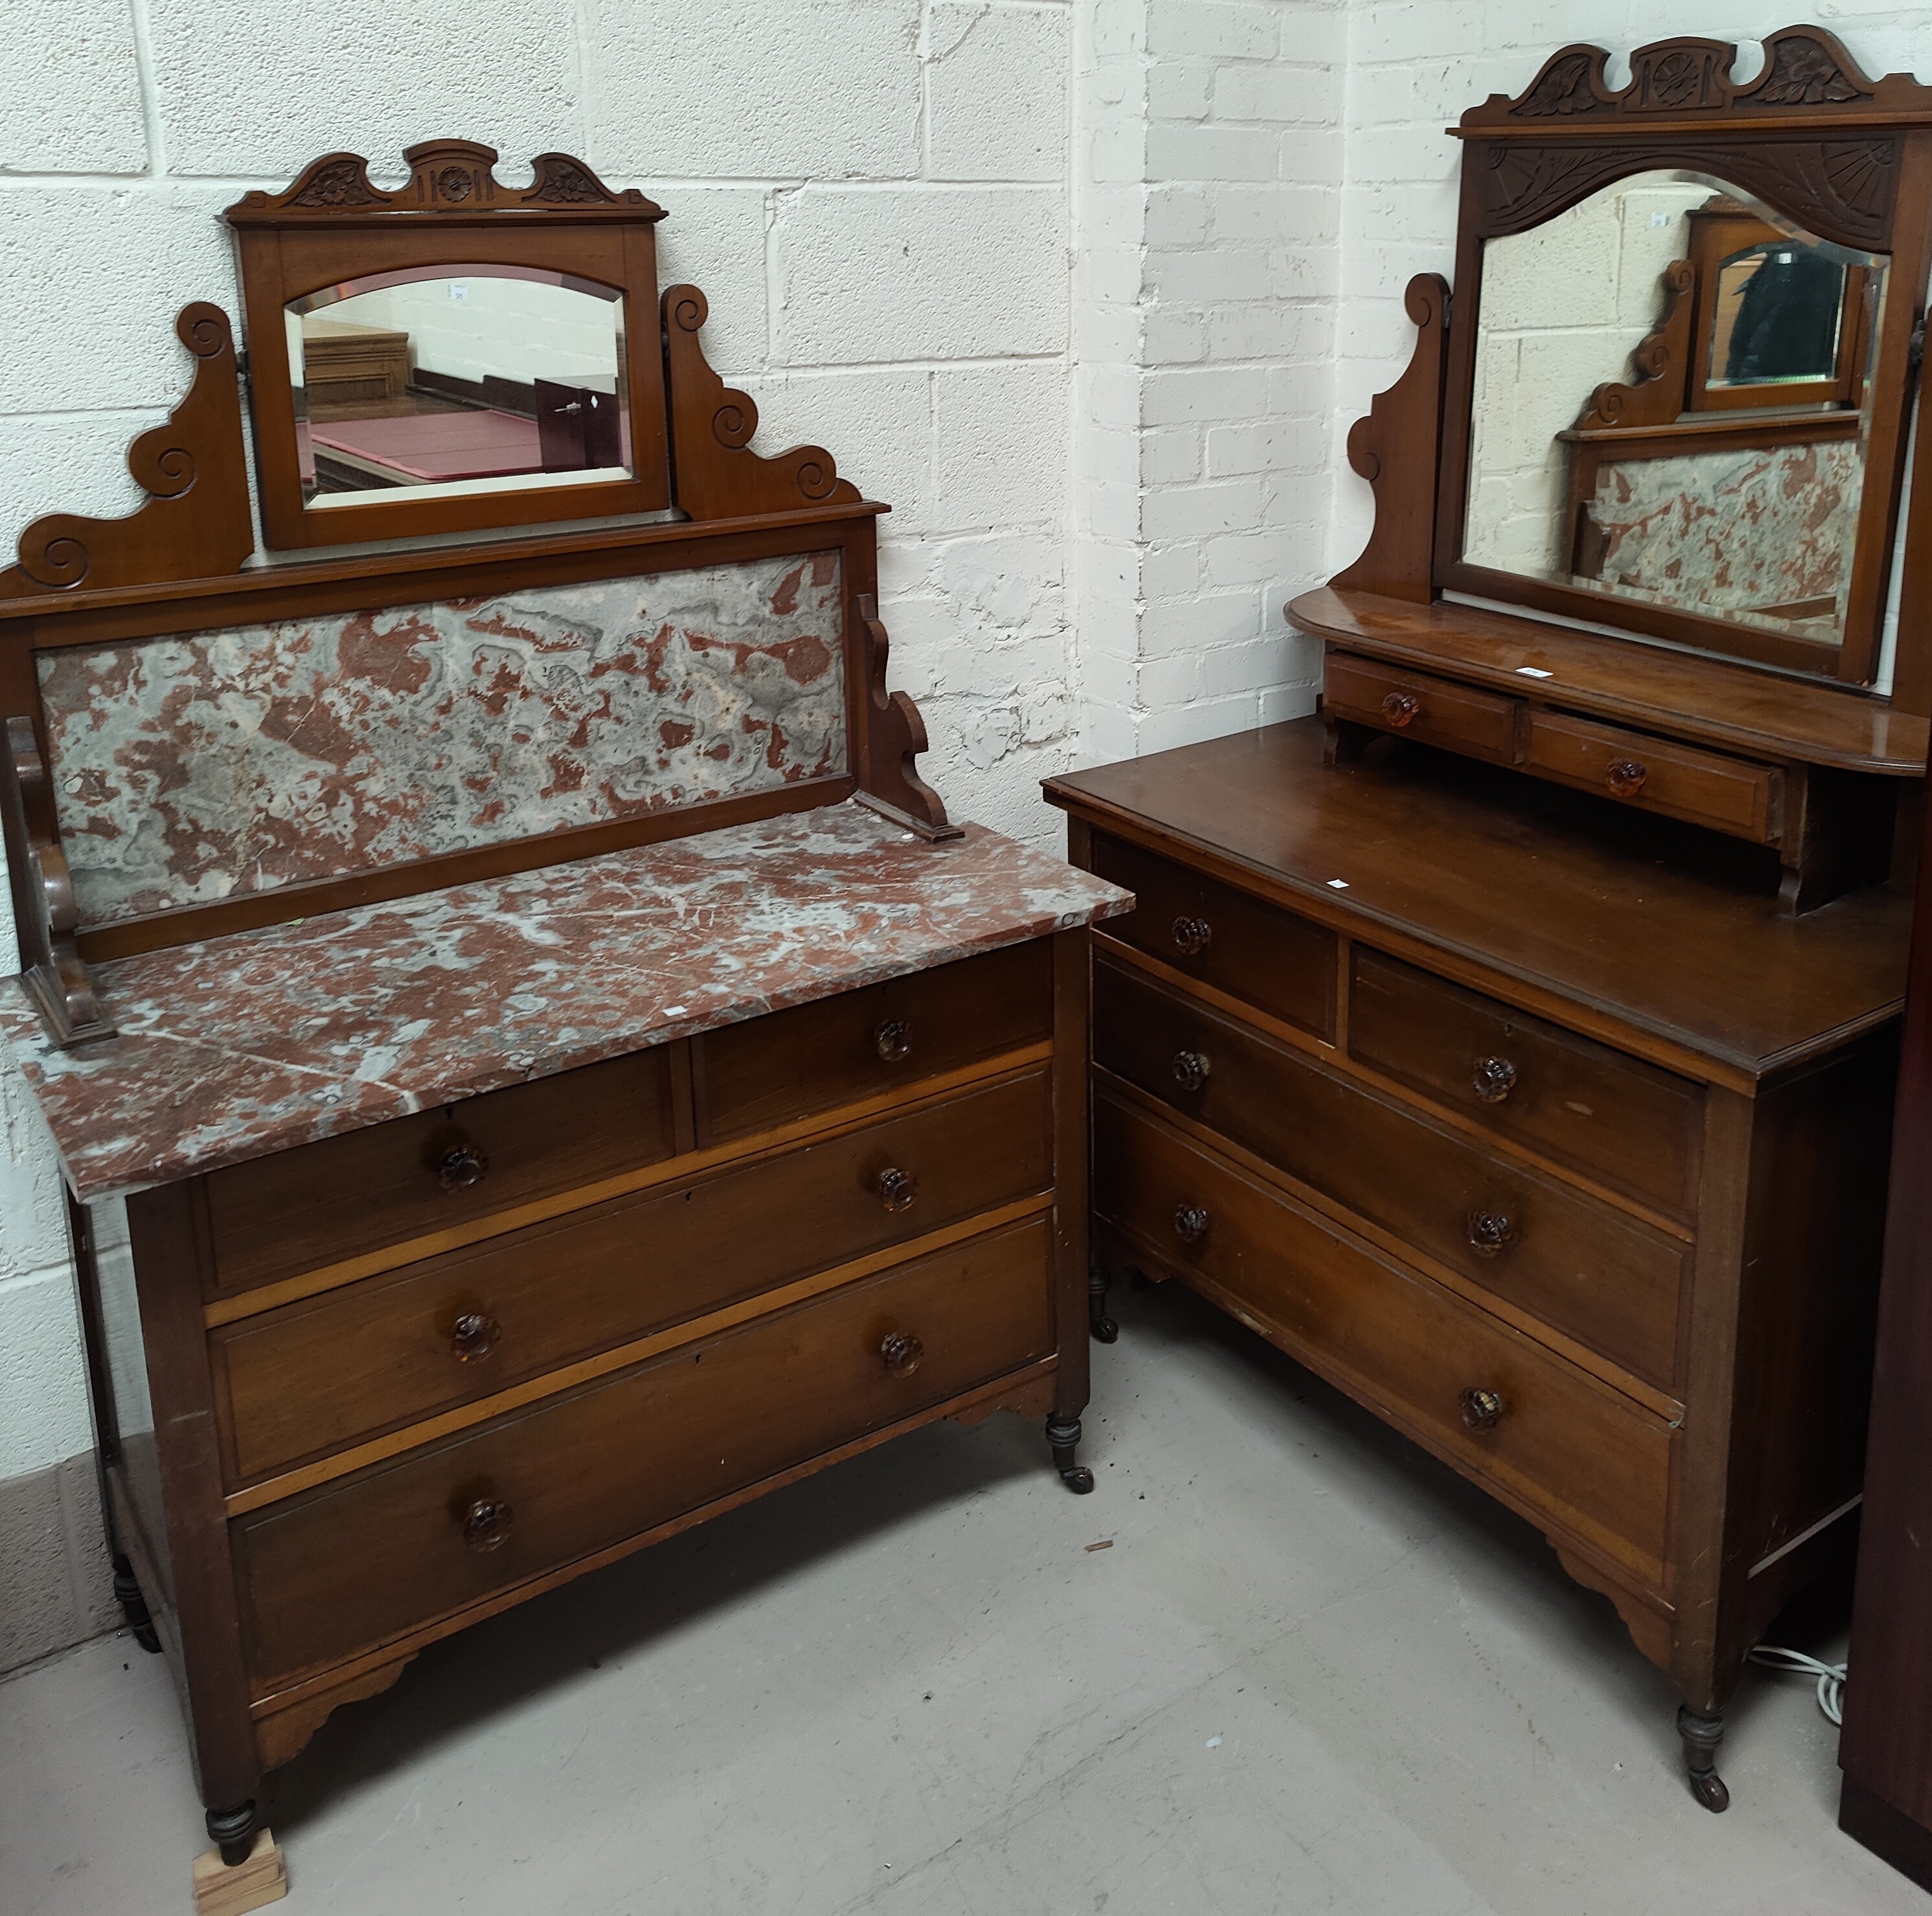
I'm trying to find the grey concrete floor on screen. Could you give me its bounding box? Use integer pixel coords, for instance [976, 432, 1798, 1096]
[2, 1278, 1918, 1916]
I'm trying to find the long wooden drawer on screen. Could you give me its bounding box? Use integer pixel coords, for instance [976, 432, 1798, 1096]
[1523, 709, 1781, 844]
[204, 1050, 678, 1297]
[236, 1217, 1055, 1685]
[1093, 1096, 1671, 1585]
[1087, 832, 1336, 1038]
[1324, 651, 1517, 765]
[698, 940, 1052, 1143]
[1095, 959, 1686, 1388]
[213, 1069, 1054, 1484]
[1349, 948, 1704, 1221]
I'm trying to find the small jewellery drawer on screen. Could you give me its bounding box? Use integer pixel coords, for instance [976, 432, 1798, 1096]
[214, 1069, 1054, 1484]
[1087, 832, 1336, 1038]
[1093, 1097, 1671, 1585]
[1323, 652, 1517, 765]
[235, 1216, 1055, 1684]
[204, 1050, 678, 1296]
[1095, 960, 1686, 1387]
[1349, 948, 1703, 1220]
[1523, 709, 1781, 843]
[698, 939, 1052, 1143]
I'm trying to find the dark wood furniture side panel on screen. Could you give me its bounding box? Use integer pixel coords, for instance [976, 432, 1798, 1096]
[1095, 958, 1686, 1389]
[236, 1217, 1055, 1686]
[1349, 947, 1705, 1220]
[123, 1185, 261, 1816]
[1841, 775, 1932, 1882]
[696, 940, 1052, 1143]
[213, 1069, 1053, 1483]
[204, 1049, 679, 1296]
[1093, 1095, 1673, 1585]
[1087, 831, 1336, 1038]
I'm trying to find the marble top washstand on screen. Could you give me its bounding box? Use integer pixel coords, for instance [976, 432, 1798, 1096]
[1, 801, 1133, 1202]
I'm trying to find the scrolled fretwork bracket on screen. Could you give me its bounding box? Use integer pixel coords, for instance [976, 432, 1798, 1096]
[1328, 273, 1451, 605]
[0, 716, 113, 1047]
[662, 285, 862, 520]
[850, 594, 961, 843]
[0, 303, 253, 602]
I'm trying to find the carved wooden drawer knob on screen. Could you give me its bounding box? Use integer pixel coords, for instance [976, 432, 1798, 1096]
[1606, 758, 1648, 797]
[1381, 690, 1422, 729]
[450, 1311, 500, 1364]
[1171, 1049, 1212, 1092]
[880, 1331, 924, 1377]
[1174, 1204, 1211, 1244]
[1459, 1386, 1507, 1432]
[460, 1495, 514, 1552]
[1471, 1056, 1519, 1104]
[874, 1018, 913, 1064]
[437, 1142, 489, 1192]
[1466, 1209, 1516, 1257]
[878, 1167, 919, 1212]
[1172, 915, 1214, 957]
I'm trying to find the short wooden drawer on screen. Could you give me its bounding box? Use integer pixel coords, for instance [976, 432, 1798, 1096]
[1086, 832, 1336, 1039]
[1095, 960, 1686, 1388]
[213, 1070, 1054, 1484]
[235, 1216, 1055, 1684]
[1523, 709, 1781, 843]
[698, 939, 1052, 1143]
[1350, 948, 1704, 1221]
[204, 1050, 678, 1298]
[1093, 1096, 1671, 1586]
[1324, 652, 1518, 765]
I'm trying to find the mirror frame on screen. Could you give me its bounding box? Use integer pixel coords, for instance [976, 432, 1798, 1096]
[226, 141, 672, 552]
[1434, 27, 1932, 683]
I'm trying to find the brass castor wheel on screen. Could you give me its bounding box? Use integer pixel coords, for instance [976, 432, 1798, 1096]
[1088, 1263, 1119, 1344]
[1677, 1705, 1729, 1814]
[113, 1555, 162, 1655]
[1045, 1414, 1095, 1493]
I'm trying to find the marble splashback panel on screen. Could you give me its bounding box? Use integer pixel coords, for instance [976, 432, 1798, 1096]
[1585, 439, 1859, 632]
[37, 550, 849, 925]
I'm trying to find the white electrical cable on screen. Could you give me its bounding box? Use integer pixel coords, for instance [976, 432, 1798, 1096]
[1749, 1645, 1846, 1726]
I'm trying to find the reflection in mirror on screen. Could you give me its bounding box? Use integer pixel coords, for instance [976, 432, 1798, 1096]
[286, 268, 631, 509]
[1463, 172, 1887, 652]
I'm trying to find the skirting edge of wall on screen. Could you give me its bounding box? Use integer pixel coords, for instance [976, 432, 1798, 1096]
[0, 1451, 120, 1677]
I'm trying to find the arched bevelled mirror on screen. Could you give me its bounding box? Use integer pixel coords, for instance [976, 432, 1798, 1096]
[227, 141, 673, 550]
[288, 266, 631, 505]
[1461, 171, 1890, 670]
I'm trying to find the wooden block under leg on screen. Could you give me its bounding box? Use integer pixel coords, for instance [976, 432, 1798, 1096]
[192, 1828, 287, 1915]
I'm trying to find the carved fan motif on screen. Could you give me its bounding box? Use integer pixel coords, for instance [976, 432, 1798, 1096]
[286, 156, 382, 208]
[228, 142, 662, 220]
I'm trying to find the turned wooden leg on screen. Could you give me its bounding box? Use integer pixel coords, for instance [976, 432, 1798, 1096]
[1045, 1414, 1094, 1494]
[113, 1554, 161, 1655]
[206, 1800, 259, 1869]
[1088, 1258, 1117, 1344]
[1678, 1705, 1729, 1812]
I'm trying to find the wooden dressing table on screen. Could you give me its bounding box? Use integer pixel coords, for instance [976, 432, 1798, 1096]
[0, 143, 1128, 1906]
[1051, 26, 1931, 1814]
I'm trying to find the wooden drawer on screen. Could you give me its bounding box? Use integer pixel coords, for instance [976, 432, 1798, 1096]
[1523, 709, 1781, 843]
[1093, 1097, 1671, 1585]
[1095, 960, 1686, 1388]
[699, 940, 1052, 1143]
[214, 1070, 1053, 1484]
[235, 1217, 1054, 1684]
[1324, 651, 1518, 765]
[1349, 948, 1704, 1221]
[205, 1050, 677, 1297]
[1086, 832, 1336, 1038]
